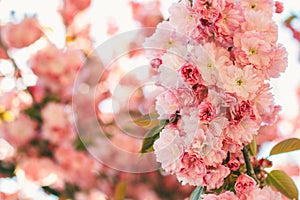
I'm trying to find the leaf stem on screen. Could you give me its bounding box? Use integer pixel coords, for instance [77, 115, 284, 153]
[242, 145, 260, 184]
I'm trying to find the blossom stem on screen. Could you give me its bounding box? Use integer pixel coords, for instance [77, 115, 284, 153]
[242, 145, 260, 184]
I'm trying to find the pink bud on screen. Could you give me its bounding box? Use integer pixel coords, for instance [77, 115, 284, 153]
[275, 1, 284, 14]
[150, 58, 162, 69]
[228, 159, 240, 171]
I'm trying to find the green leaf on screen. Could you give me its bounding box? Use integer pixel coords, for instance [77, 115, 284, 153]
[114, 182, 127, 200]
[140, 120, 167, 153]
[74, 137, 87, 151]
[269, 138, 300, 156]
[190, 186, 203, 200]
[133, 111, 159, 129]
[249, 135, 257, 156]
[266, 170, 298, 200]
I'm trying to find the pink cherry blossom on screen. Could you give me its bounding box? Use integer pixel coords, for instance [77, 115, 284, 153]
[252, 84, 281, 125]
[154, 125, 184, 170]
[229, 100, 256, 125]
[226, 116, 259, 145]
[156, 90, 179, 119]
[198, 101, 216, 122]
[234, 174, 257, 196]
[203, 165, 230, 189]
[223, 65, 261, 99]
[180, 63, 201, 86]
[241, 10, 278, 43]
[248, 186, 282, 200]
[215, 2, 244, 47]
[192, 43, 232, 87]
[202, 191, 239, 200]
[234, 31, 272, 67]
[155, 65, 183, 89]
[267, 44, 288, 78]
[175, 152, 207, 186]
[202, 186, 282, 200]
[1, 17, 43, 48]
[169, 1, 199, 36]
[143, 21, 187, 58]
[238, 100, 255, 118]
[257, 123, 279, 145]
[240, 0, 273, 17]
[193, 0, 225, 22]
[161, 45, 190, 71]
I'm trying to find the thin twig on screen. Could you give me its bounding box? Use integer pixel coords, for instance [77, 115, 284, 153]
[242, 145, 260, 184]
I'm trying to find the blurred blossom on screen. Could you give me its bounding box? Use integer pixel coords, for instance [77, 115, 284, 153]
[17, 157, 65, 189]
[0, 174, 58, 200]
[41, 102, 76, 145]
[1, 17, 43, 49]
[130, 0, 163, 27]
[54, 146, 101, 189]
[29, 43, 84, 99]
[110, 133, 141, 153]
[0, 177, 20, 195]
[0, 76, 16, 92]
[0, 46, 8, 59]
[0, 113, 37, 148]
[0, 60, 14, 75]
[59, 0, 91, 25]
[0, 138, 14, 160]
[75, 190, 108, 200]
[0, 90, 33, 114]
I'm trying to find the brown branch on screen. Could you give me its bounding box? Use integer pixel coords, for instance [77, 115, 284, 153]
[242, 145, 260, 184]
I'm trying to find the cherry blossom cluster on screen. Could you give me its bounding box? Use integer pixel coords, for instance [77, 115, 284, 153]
[202, 174, 281, 200]
[145, 0, 287, 192]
